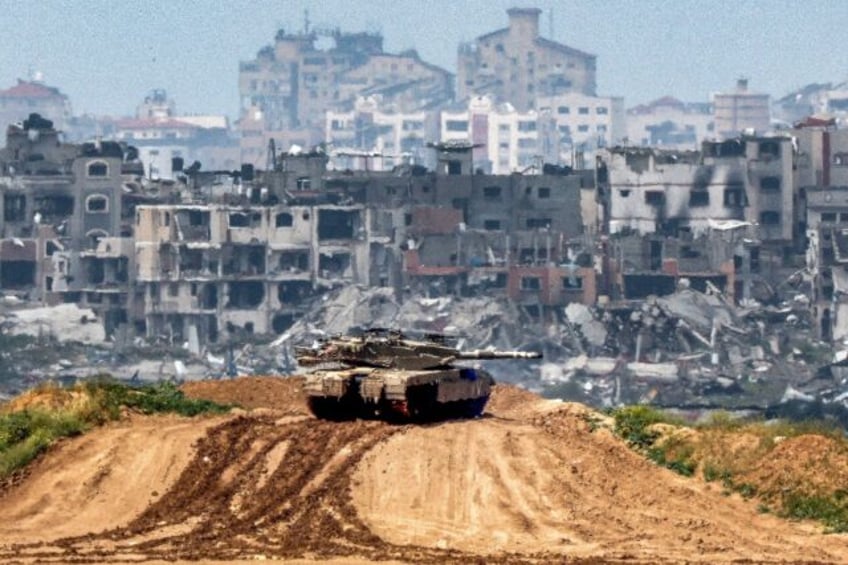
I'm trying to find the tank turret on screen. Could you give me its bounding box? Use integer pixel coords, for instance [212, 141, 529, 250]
[295, 329, 541, 421]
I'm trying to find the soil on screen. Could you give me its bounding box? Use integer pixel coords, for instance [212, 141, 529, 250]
[0, 376, 846, 564]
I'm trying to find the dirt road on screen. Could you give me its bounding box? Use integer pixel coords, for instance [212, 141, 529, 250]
[0, 377, 845, 563]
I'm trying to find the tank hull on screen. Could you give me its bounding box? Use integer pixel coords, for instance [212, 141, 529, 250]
[303, 366, 494, 422]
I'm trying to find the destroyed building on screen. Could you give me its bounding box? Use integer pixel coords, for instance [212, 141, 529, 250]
[0, 115, 137, 334]
[0, 114, 596, 348]
[596, 136, 796, 302]
[799, 123, 848, 343]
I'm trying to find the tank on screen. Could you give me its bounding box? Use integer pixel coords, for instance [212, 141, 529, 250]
[295, 329, 541, 421]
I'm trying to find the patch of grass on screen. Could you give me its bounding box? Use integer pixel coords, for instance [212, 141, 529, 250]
[736, 482, 758, 499]
[611, 405, 680, 449]
[0, 379, 231, 479]
[702, 463, 732, 484]
[83, 379, 231, 419]
[781, 492, 848, 533]
[612, 406, 696, 476]
[0, 409, 87, 476]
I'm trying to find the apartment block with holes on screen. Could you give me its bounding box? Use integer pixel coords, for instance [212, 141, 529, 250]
[595, 136, 796, 302]
[0, 115, 136, 333]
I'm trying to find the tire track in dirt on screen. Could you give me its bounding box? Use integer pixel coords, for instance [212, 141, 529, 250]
[0, 414, 590, 564]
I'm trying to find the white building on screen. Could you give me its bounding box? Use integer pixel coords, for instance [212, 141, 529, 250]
[325, 95, 438, 171]
[113, 92, 238, 179]
[713, 79, 770, 139]
[439, 95, 558, 174]
[537, 92, 625, 166]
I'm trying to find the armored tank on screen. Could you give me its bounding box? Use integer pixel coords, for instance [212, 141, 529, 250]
[295, 329, 541, 421]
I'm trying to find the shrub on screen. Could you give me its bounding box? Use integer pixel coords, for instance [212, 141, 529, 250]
[612, 405, 677, 449]
[0, 379, 231, 479]
[781, 492, 848, 533]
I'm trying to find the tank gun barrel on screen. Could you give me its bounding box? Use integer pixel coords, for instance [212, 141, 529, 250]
[455, 350, 542, 360]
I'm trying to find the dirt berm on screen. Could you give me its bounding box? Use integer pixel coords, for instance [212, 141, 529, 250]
[0, 376, 846, 564]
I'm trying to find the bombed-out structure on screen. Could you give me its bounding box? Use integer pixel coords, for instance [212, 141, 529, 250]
[0, 115, 139, 334]
[0, 115, 596, 347]
[134, 141, 597, 344]
[596, 136, 796, 302]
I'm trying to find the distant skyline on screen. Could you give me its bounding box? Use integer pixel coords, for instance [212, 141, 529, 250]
[1, 0, 845, 118]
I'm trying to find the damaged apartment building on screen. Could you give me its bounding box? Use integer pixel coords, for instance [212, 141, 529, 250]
[1, 112, 597, 348]
[0, 114, 140, 334]
[596, 136, 796, 302]
[798, 122, 848, 342]
[133, 141, 598, 345]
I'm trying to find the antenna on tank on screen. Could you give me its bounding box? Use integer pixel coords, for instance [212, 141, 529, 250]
[303, 8, 310, 34]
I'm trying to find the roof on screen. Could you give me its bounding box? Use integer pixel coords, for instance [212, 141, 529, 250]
[534, 37, 595, 61]
[794, 115, 837, 129]
[627, 96, 686, 115]
[0, 80, 66, 100]
[114, 118, 199, 130]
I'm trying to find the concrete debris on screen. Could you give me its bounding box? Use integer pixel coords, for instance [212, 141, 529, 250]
[565, 303, 607, 347]
[1, 304, 105, 344]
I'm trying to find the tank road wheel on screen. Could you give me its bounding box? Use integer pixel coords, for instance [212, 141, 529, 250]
[308, 397, 356, 421]
[459, 395, 489, 418]
[405, 384, 439, 422]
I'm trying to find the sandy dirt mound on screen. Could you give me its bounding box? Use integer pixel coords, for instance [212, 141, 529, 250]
[3, 386, 91, 413]
[0, 413, 221, 544]
[0, 382, 846, 564]
[739, 434, 848, 499]
[182, 376, 308, 413]
[353, 407, 848, 563]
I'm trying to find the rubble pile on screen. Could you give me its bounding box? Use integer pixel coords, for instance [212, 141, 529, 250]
[275, 286, 521, 348]
[552, 282, 846, 411]
[0, 303, 105, 344]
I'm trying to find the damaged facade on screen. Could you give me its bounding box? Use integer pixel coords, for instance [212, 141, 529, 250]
[0, 114, 597, 349]
[596, 136, 796, 302]
[0, 114, 134, 335]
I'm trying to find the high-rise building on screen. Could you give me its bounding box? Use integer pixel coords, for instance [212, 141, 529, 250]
[238, 27, 453, 164]
[713, 79, 770, 139]
[457, 8, 596, 111]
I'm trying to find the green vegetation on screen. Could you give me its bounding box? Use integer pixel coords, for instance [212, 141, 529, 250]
[0, 379, 231, 479]
[611, 404, 848, 533]
[611, 406, 696, 476]
[781, 492, 848, 533]
[82, 378, 231, 419]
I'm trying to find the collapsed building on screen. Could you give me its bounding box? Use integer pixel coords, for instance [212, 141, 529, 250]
[0, 116, 597, 348]
[596, 137, 796, 302]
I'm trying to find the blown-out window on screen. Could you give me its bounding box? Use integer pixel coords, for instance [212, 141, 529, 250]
[87, 161, 108, 177]
[85, 195, 109, 213]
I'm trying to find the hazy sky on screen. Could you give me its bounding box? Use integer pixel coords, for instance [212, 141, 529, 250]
[1, 0, 845, 117]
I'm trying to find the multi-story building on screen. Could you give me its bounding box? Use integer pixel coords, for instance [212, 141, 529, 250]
[598, 136, 796, 244]
[713, 79, 771, 139]
[805, 187, 848, 342]
[537, 92, 625, 166]
[625, 96, 714, 149]
[238, 27, 452, 164]
[325, 95, 439, 171]
[0, 114, 136, 333]
[0, 79, 72, 135]
[1, 112, 597, 346]
[457, 7, 596, 110]
[439, 95, 559, 174]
